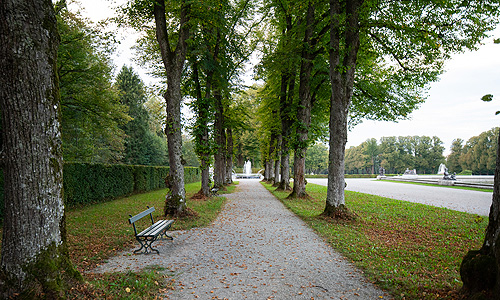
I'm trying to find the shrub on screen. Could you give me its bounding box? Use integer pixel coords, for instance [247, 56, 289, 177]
[0, 163, 200, 219]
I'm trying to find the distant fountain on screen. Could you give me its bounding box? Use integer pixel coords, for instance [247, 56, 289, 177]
[236, 160, 261, 179]
[244, 160, 252, 175]
[438, 163, 447, 175]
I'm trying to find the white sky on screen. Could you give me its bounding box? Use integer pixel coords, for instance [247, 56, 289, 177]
[77, 0, 500, 155]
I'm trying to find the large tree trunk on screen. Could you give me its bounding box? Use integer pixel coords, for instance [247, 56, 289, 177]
[289, 2, 315, 199]
[0, 0, 80, 297]
[324, 0, 363, 217]
[460, 129, 500, 298]
[154, 1, 189, 215]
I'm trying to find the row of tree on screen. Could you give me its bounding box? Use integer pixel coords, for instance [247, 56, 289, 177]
[254, 0, 500, 219]
[2, 0, 500, 297]
[448, 127, 499, 175]
[345, 136, 445, 175]
[341, 127, 499, 176]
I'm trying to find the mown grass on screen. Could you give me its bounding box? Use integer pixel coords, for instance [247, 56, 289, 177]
[65, 181, 233, 299]
[263, 182, 487, 300]
[383, 179, 493, 192]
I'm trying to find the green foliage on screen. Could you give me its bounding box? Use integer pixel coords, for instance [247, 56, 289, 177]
[0, 164, 200, 219]
[482, 94, 494, 102]
[57, 6, 130, 163]
[447, 138, 464, 173]
[305, 142, 329, 174]
[455, 127, 499, 175]
[63, 163, 135, 206]
[116, 66, 169, 166]
[459, 170, 474, 176]
[233, 88, 262, 167]
[346, 136, 445, 174]
[182, 136, 201, 167]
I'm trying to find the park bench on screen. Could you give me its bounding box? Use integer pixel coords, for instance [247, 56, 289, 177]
[128, 206, 174, 254]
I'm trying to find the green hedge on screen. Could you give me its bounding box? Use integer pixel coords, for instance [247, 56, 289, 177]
[0, 163, 200, 218]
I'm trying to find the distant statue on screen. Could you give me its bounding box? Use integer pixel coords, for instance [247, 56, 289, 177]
[379, 166, 385, 176]
[443, 167, 456, 180]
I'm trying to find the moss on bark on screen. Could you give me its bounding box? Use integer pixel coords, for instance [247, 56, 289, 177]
[0, 241, 82, 299]
[460, 249, 498, 299]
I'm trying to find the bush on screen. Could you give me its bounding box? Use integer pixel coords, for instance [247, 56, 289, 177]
[458, 170, 473, 175]
[0, 163, 200, 219]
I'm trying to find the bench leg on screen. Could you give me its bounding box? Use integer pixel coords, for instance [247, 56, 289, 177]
[159, 225, 174, 241]
[134, 236, 160, 255]
[160, 231, 174, 240]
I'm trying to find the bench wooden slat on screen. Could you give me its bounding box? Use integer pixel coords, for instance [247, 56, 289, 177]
[138, 220, 169, 237]
[129, 207, 156, 224]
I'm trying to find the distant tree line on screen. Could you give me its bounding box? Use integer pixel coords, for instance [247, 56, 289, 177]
[447, 127, 499, 175]
[339, 127, 499, 175]
[344, 136, 445, 175]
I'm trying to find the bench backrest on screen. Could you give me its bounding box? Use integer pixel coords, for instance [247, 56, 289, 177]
[129, 206, 156, 236]
[129, 206, 155, 224]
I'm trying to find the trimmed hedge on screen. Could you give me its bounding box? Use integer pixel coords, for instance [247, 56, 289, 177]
[0, 163, 200, 218]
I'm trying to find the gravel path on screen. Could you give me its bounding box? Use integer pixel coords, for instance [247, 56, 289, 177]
[95, 179, 387, 299]
[307, 178, 492, 216]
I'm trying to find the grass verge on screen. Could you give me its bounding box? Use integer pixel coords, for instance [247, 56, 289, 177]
[262, 182, 487, 300]
[382, 179, 492, 192]
[65, 181, 233, 299]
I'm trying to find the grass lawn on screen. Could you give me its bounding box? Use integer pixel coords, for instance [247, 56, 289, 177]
[382, 179, 493, 192]
[262, 182, 487, 300]
[65, 181, 235, 299]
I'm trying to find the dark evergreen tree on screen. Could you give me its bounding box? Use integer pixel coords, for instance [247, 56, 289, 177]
[115, 66, 168, 166]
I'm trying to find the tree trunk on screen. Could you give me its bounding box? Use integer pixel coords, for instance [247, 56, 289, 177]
[0, 0, 81, 297]
[154, 1, 189, 215]
[267, 133, 277, 182]
[226, 127, 234, 184]
[273, 135, 282, 186]
[323, 0, 363, 218]
[278, 72, 294, 191]
[289, 2, 315, 199]
[192, 60, 211, 197]
[213, 91, 226, 188]
[278, 149, 291, 191]
[460, 128, 500, 298]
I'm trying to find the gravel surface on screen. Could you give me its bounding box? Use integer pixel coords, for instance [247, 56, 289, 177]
[95, 179, 388, 299]
[307, 178, 493, 216]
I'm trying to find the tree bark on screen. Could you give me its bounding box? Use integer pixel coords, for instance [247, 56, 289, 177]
[278, 72, 294, 191]
[289, 2, 315, 199]
[192, 61, 211, 196]
[460, 129, 500, 298]
[267, 133, 277, 182]
[273, 135, 282, 186]
[154, 1, 189, 215]
[0, 0, 80, 297]
[324, 0, 363, 217]
[213, 90, 226, 188]
[226, 127, 234, 184]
